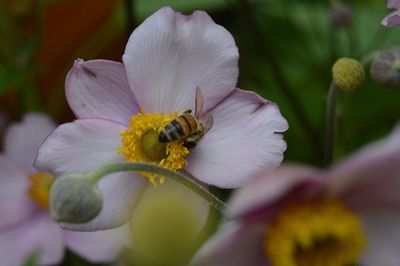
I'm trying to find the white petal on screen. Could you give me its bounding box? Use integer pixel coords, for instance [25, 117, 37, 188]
[66, 59, 139, 125]
[5, 113, 55, 173]
[186, 89, 288, 188]
[327, 123, 400, 210]
[192, 222, 268, 266]
[34, 119, 147, 231]
[65, 225, 129, 262]
[0, 213, 64, 266]
[123, 7, 238, 113]
[35, 119, 125, 175]
[358, 209, 400, 266]
[382, 10, 400, 27]
[388, 0, 400, 9]
[0, 156, 35, 229]
[228, 165, 322, 220]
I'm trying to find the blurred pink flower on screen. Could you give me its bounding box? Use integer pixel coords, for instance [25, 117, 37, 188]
[193, 124, 400, 266]
[35, 7, 288, 231]
[0, 113, 125, 266]
[382, 0, 400, 27]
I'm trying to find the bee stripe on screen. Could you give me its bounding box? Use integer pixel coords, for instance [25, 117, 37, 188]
[181, 115, 193, 131]
[171, 120, 184, 136]
[182, 114, 198, 132]
[161, 120, 183, 141]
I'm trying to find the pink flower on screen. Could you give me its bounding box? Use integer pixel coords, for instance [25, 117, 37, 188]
[382, 0, 400, 27]
[193, 124, 400, 266]
[0, 113, 125, 266]
[35, 7, 288, 231]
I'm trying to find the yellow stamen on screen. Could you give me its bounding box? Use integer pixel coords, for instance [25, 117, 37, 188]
[265, 199, 366, 266]
[117, 108, 189, 186]
[27, 172, 54, 209]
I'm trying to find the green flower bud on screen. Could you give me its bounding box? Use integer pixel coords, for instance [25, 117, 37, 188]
[371, 47, 400, 88]
[50, 174, 103, 224]
[332, 57, 365, 92]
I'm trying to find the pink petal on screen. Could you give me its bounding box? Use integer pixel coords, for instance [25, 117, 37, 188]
[60, 172, 146, 231]
[0, 213, 64, 266]
[65, 225, 128, 262]
[123, 7, 238, 113]
[66, 59, 139, 125]
[387, 0, 400, 9]
[228, 165, 322, 221]
[34, 119, 147, 231]
[327, 124, 400, 211]
[382, 10, 400, 27]
[35, 119, 125, 175]
[5, 113, 55, 173]
[185, 89, 288, 188]
[192, 222, 268, 266]
[357, 209, 400, 266]
[0, 156, 35, 229]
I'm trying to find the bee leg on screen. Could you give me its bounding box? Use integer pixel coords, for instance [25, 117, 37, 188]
[183, 141, 197, 149]
[184, 110, 192, 114]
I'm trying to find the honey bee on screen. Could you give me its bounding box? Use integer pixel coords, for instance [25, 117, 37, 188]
[158, 87, 213, 149]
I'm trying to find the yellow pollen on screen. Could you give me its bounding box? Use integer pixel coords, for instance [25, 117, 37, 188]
[264, 199, 366, 266]
[117, 108, 189, 186]
[27, 172, 54, 209]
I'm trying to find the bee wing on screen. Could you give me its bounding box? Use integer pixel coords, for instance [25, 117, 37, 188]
[195, 86, 204, 118]
[202, 113, 214, 134]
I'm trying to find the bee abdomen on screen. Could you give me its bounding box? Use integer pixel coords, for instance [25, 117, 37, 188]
[159, 120, 183, 142]
[158, 115, 197, 143]
[180, 114, 197, 133]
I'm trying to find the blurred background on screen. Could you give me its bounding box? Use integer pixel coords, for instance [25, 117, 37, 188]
[1, 0, 400, 265]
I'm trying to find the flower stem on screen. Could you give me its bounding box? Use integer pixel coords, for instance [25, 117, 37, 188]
[86, 162, 227, 213]
[325, 81, 337, 165]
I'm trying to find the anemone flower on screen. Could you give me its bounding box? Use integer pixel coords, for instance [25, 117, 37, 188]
[34, 7, 288, 232]
[0, 113, 125, 266]
[382, 0, 400, 27]
[192, 124, 400, 266]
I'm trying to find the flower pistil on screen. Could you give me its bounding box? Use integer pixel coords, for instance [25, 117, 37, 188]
[27, 172, 54, 209]
[117, 108, 189, 185]
[264, 199, 366, 266]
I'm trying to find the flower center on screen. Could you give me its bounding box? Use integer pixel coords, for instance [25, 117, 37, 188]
[264, 200, 366, 266]
[27, 172, 54, 209]
[117, 108, 189, 185]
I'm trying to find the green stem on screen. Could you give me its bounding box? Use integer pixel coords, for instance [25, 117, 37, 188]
[86, 162, 227, 213]
[324, 81, 337, 166]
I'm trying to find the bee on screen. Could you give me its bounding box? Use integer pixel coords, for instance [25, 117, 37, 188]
[158, 87, 213, 149]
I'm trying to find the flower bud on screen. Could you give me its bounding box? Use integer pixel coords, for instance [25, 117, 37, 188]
[124, 179, 217, 266]
[329, 3, 352, 28]
[50, 174, 103, 224]
[332, 57, 365, 92]
[371, 47, 400, 87]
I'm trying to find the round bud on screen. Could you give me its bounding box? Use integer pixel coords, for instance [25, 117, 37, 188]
[50, 174, 103, 224]
[332, 57, 365, 92]
[371, 47, 400, 88]
[329, 3, 352, 28]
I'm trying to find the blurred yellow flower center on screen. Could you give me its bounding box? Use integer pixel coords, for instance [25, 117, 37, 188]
[264, 200, 366, 266]
[117, 108, 189, 186]
[27, 172, 54, 209]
